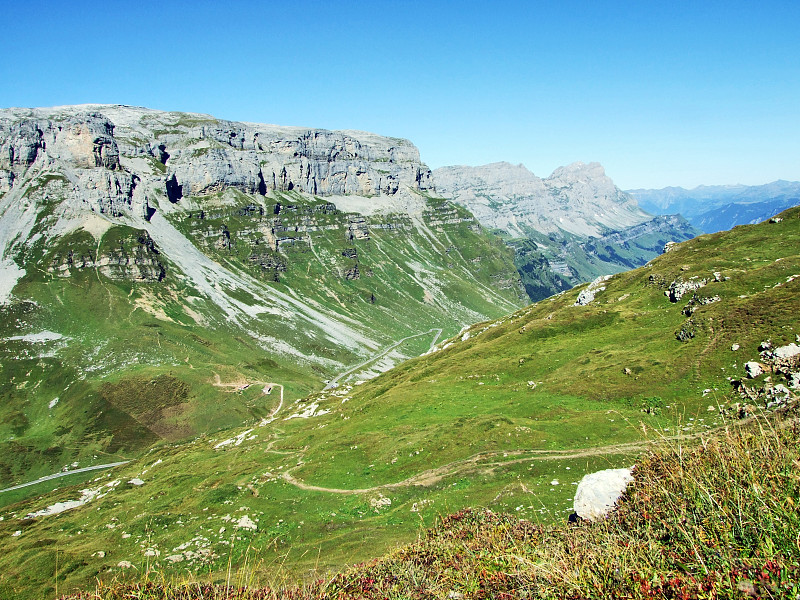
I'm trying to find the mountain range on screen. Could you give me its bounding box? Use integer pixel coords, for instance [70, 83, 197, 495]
[0, 105, 798, 598]
[433, 161, 700, 300]
[628, 180, 800, 232]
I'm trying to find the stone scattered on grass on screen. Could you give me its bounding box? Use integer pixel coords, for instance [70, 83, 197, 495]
[745, 362, 763, 378]
[234, 515, 257, 530]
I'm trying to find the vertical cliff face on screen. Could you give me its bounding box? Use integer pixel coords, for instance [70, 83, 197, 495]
[0, 105, 434, 219]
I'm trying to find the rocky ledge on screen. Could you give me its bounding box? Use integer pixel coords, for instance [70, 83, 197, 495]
[0, 105, 434, 219]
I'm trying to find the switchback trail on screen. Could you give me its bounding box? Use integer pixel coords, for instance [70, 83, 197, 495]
[325, 328, 443, 389]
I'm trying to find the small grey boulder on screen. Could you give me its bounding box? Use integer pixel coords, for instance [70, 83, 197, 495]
[744, 361, 763, 378]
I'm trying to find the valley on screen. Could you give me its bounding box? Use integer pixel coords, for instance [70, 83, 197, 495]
[1, 190, 797, 596]
[0, 105, 524, 503]
[0, 106, 798, 599]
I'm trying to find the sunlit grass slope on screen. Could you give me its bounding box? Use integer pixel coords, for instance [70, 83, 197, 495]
[1, 208, 798, 599]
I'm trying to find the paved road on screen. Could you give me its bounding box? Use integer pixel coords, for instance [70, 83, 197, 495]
[0, 461, 131, 494]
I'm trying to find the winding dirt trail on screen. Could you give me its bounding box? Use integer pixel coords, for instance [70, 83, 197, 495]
[278, 414, 795, 495]
[280, 438, 659, 495]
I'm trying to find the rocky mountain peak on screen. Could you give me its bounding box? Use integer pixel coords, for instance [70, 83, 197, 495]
[548, 161, 607, 183]
[433, 160, 649, 239]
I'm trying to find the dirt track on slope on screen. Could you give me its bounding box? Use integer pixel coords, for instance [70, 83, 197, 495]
[280, 437, 660, 495]
[279, 409, 800, 495]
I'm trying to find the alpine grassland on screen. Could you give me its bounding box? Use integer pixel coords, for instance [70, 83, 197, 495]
[1, 207, 798, 598]
[57, 404, 800, 599]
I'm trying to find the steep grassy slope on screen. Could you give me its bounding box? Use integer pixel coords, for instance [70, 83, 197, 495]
[56, 404, 800, 599]
[0, 177, 522, 500]
[1, 208, 798, 599]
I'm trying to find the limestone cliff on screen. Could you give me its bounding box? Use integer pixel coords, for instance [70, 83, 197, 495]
[0, 105, 432, 221]
[433, 161, 649, 238]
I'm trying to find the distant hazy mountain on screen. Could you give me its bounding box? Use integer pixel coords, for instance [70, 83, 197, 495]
[628, 181, 800, 232]
[434, 161, 649, 238]
[434, 162, 700, 300]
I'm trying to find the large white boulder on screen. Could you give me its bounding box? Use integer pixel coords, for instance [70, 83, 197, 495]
[573, 467, 634, 522]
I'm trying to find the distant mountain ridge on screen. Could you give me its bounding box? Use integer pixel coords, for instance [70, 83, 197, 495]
[628, 180, 800, 232]
[433, 161, 700, 300]
[434, 161, 649, 238]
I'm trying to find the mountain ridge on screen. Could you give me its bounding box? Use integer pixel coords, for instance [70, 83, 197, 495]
[432, 161, 701, 300]
[0, 105, 524, 500]
[628, 180, 800, 232]
[433, 160, 648, 239]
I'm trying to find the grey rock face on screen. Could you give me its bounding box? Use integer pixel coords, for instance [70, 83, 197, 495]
[433, 161, 649, 238]
[77, 170, 138, 217]
[573, 275, 611, 306]
[1, 120, 44, 167]
[573, 467, 634, 521]
[0, 105, 433, 217]
[664, 277, 707, 302]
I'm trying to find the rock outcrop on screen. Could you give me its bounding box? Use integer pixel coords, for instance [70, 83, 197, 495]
[573, 467, 634, 522]
[49, 230, 165, 282]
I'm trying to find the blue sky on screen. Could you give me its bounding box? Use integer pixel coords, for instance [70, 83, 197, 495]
[2, 0, 798, 189]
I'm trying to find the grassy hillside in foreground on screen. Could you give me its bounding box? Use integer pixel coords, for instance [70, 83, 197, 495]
[1, 208, 799, 598]
[61, 403, 800, 599]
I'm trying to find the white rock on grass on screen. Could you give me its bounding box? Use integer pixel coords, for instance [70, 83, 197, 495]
[774, 343, 800, 360]
[573, 467, 634, 522]
[574, 275, 611, 306]
[745, 362, 763, 378]
[25, 487, 102, 518]
[234, 515, 257, 530]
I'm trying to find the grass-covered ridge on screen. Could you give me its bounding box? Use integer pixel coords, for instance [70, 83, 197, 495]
[1, 207, 798, 598]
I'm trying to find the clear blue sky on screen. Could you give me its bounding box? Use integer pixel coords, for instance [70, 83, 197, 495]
[2, 0, 798, 189]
